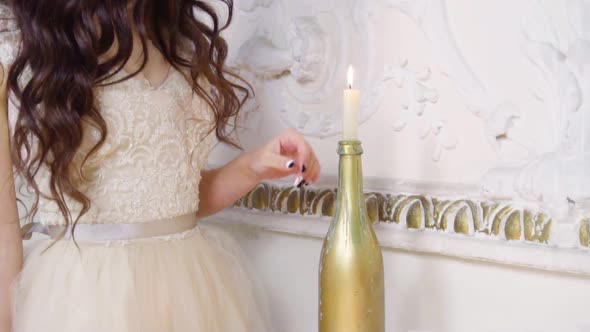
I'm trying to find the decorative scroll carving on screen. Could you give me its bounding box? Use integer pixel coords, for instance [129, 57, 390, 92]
[382, 0, 590, 214]
[235, 17, 327, 84]
[234, 183, 554, 245]
[232, 0, 389, 138]
[480, 1, 590, 220]
[384, 60, 457, 161]
[229, 0, 590, 225]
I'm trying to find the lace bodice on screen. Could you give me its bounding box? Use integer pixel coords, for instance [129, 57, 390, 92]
[0, 6, 215, 226]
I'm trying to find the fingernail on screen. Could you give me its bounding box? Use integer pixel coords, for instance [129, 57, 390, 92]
[293, 176, 302, 187]
[297, 180, 305, 188]
[302, 164, 307, 173]
[304, 182, 310, 186]
[286, 160, 295, 169]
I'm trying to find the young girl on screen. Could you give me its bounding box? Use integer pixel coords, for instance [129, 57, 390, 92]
[0, 0, 320, 331]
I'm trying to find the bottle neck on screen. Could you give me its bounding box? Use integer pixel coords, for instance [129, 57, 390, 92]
[335, 141, 366, 217]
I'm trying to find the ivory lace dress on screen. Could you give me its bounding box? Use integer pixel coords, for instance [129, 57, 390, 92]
[1, 6, 270, 332]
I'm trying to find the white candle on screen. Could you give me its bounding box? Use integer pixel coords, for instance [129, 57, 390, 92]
[342, 65, 360, 140]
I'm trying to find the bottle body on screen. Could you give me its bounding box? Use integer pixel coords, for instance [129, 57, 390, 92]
[319, 141, 384, 332]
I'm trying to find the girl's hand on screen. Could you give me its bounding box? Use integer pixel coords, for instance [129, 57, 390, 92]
[248, 128, 321, 187]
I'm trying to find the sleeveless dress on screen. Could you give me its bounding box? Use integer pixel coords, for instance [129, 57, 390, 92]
[0, 6, 270, 332]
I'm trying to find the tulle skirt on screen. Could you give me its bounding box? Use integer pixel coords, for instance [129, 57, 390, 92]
[11, 224, 271, 332]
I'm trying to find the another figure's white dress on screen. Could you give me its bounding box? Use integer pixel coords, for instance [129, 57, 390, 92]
[1, 6, 270, 332]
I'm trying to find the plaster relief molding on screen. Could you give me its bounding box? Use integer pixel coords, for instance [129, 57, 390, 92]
[218, 0, 590, 276]
[233, 0, 460, 155]
[234, 182, 556, 246]
[382, 0, 536, 166]
[482, 0, 590, 221]
[381, 0, 521, 164]
[222, 182, 590, 275]
[382, 0, 551, 165]
[384, 60, 457, 161]
[231, 0, 590, 223]
[210, 180, 590, 275]
[384, 0, 590, 217]
[235, 17, 326, 84]
[384, 0, 488, 117]
[232, 0, 390, 138]
[236, 181, 590, 252]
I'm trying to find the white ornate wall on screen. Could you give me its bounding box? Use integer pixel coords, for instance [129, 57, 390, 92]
[206, 0, 590, 331]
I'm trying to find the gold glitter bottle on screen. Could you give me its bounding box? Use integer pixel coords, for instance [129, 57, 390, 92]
[319, 140, 384, 332]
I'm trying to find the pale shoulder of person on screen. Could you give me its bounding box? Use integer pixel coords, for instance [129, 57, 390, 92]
[0, 61, 18, 227]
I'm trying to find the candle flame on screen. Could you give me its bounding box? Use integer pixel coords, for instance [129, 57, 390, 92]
[347, 65, 354, 89]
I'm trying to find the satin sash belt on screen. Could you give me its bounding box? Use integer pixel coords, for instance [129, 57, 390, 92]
[21, 213, 198, 241]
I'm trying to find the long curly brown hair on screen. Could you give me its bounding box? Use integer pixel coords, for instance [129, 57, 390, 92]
[2, 0, 248, 226]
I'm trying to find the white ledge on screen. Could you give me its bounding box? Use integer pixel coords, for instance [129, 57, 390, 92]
[204, 209, 590, 276]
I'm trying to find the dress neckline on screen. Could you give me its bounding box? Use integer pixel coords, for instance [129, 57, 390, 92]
[121, 65, 174, 91]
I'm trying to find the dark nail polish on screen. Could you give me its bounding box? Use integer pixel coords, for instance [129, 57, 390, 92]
[302, 164, 307, 173]
[297, 179, 305, 188]
[288, 161, 295, 168]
